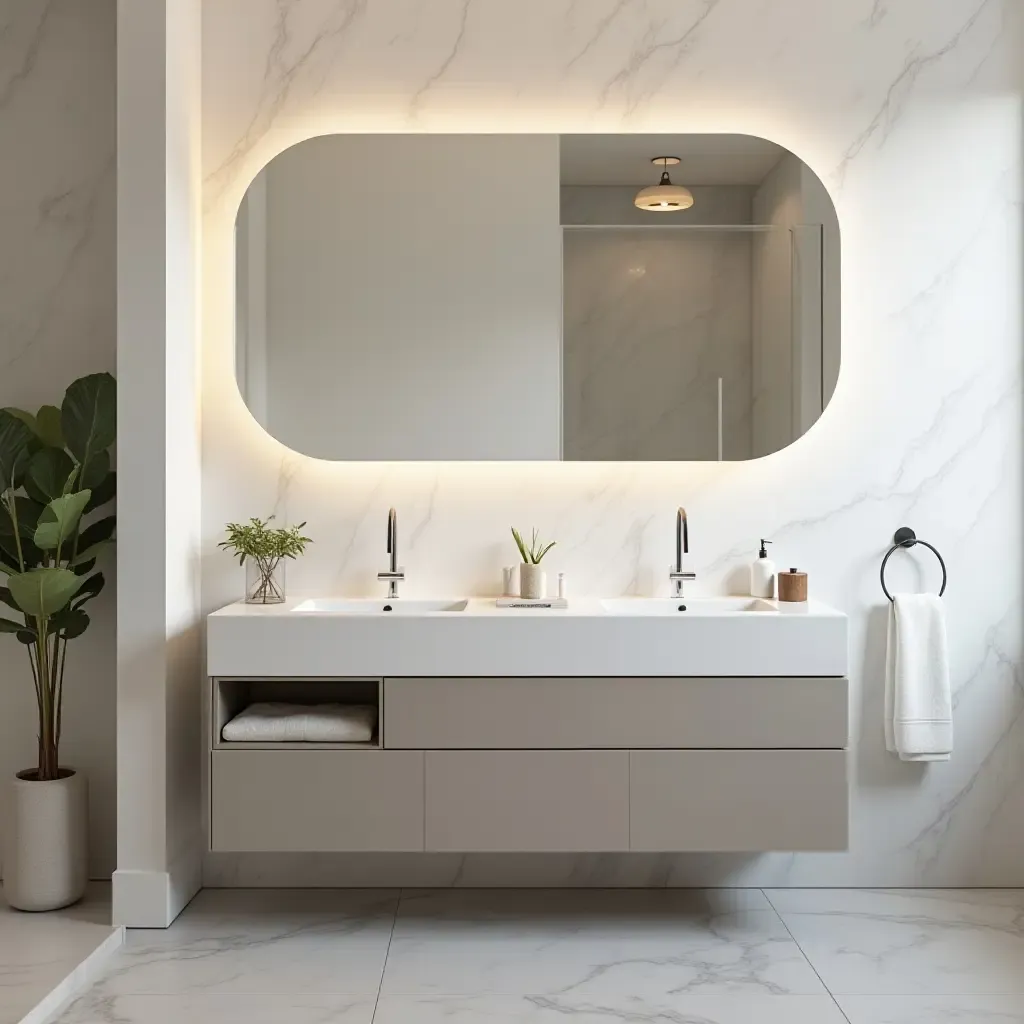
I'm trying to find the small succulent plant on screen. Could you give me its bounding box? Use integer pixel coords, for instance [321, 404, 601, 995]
[511, 527, 556, 565]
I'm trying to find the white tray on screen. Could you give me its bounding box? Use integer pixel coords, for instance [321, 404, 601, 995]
[495, 597, 569, 609]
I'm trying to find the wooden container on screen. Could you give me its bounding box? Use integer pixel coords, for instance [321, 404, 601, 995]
[778, 568, 808, 603]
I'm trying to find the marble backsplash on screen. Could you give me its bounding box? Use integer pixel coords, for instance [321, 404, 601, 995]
[200, 0, 1023, 886]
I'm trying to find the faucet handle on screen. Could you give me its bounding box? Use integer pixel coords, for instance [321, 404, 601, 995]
[377, 568, 405, 580]
[668, 569, 697, 581]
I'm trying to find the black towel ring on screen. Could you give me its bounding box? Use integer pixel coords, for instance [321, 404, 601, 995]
[880, 526, 947, 603]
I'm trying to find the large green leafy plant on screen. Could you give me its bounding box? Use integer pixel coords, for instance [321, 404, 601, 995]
[0, 374, 116, 781]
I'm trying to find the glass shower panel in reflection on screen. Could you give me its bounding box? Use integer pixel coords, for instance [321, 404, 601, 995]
[562, 224, 810, 461]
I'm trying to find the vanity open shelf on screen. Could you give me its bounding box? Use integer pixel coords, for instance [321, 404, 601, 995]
[212, 677, 382, 751]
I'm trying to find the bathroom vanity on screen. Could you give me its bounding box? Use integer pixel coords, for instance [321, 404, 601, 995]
[205, 598, 849, 854]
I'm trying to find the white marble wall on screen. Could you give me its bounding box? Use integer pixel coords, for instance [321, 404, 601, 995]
[0, 0, 116, 877]
[200, 0, 1023, 886]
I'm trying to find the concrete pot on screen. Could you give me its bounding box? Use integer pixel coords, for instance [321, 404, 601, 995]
[519, 563, 547, 600]
[3, 768, 88, 912]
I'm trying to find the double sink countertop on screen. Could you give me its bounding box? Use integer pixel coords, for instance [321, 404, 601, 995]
[208, 596, 847, 679]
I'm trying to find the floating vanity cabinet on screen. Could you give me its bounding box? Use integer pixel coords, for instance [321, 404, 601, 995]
[206, 599, 850, 855]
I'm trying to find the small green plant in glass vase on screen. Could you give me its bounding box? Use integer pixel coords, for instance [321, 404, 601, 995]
[219, 516, 312, 604]
[0, 372, 116, 910]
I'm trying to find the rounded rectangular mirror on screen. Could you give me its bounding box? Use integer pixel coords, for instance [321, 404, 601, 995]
[234, 134, 839, 461]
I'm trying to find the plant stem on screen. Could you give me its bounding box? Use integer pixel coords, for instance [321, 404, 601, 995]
[55, 630, 68, 746]
[5, 490, 26, 572]
[35, 621, 57, 779]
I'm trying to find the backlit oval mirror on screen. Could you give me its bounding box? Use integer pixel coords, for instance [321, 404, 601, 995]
[234, 133, 839, 461]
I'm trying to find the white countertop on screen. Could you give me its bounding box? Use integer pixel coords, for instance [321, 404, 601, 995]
[207, 595, 848, 678]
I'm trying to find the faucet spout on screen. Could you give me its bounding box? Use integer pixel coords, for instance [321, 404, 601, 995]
[676, 507, 688, 567]
[387, 507, 397, 572]
[670, 507, 695, 598]
[379, 507, 405, 599]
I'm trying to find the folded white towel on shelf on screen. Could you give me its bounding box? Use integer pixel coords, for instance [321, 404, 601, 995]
[222, 702, 377, 743]
[884, 593, 952, 762]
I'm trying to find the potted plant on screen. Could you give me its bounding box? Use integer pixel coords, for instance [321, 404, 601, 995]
[511, 527, 556, 600]
[218, 516, 312, 604]
[0, 373, 116, 911]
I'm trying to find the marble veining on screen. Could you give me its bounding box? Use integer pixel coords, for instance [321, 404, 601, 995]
[0, 0, 117, 878]
[0, 883, 119, 1024]
[50, 888, 1024, 1024]
[200, 0, 1023, 889]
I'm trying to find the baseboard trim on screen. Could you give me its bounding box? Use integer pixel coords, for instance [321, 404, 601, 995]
[113, 847, 201, 927]
[20, 926, 124, 1024]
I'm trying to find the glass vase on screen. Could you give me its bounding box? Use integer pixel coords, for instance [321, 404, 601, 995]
[245, 558, 286, 605]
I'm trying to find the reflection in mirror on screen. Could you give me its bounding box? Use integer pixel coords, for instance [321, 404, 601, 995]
[234, 134, 839, 461]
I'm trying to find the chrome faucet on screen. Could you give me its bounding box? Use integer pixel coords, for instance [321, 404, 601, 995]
[669, 507, 696, 598]
[377, 507, 405, 599]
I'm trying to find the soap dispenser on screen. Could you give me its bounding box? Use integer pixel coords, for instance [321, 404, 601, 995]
[750, 540, 775, 598]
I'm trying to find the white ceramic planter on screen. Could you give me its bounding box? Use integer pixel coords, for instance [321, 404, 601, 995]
[519, 563, 547, 600]
[3, 769, 88, 912]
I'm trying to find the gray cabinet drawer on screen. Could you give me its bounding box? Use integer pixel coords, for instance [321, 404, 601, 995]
[211, 749, 424, 852]
[425, 750, 629, 851]
[629, 749, 848, 851]
[385, 676, 848, 749]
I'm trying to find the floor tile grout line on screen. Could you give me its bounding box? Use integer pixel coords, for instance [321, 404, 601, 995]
[370, 888, 401, 1023]
[761, 888, 853, 1024]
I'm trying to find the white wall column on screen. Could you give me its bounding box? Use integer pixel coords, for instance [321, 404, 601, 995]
[115, 0, 203, 928]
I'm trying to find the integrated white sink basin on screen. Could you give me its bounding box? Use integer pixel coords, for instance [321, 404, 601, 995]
[209, 595, 847, 678]
[601, 597, 778, 615]
[293, 598, 468, 614]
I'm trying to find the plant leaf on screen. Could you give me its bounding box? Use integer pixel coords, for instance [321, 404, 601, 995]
[34, 405, 65, 449]
[0, 410, 36, 491]
[25, 447, 76, 504]
[76, 448, 109, 491]
[0, 617, 24, 633]
[49, 607, 90, 640]
[72, 540, 110, 566]
[0, 495, 44, 569]
[3, 408, 36, 431]
[76, 515, 115, 552]
[72, 558, 95, 577]
[0, 495, 44, 540]
[16, 629, 36, 644]
[61, 374, 116, 490]
[72, 573, 105, 609]
[7, 567, 85, 618]
[511, 527, 530, 564]
[33, 491, 92, 552]
[84, 471, 115, 512]
[0, 586, 19, 612]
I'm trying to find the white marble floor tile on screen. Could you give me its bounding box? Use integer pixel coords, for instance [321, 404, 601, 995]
[381, 888, 828, 999]
[96, 889, 398, 996]
[766, 889, 1024, 995]
[373, 992, 850, 1023]
[838, 993, 1024, 1022]
[0, 883, 118, 1024]
[53, 991, 376, 1024]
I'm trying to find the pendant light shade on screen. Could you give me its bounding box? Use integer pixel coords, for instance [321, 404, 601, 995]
[634, 156, 694, 212]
